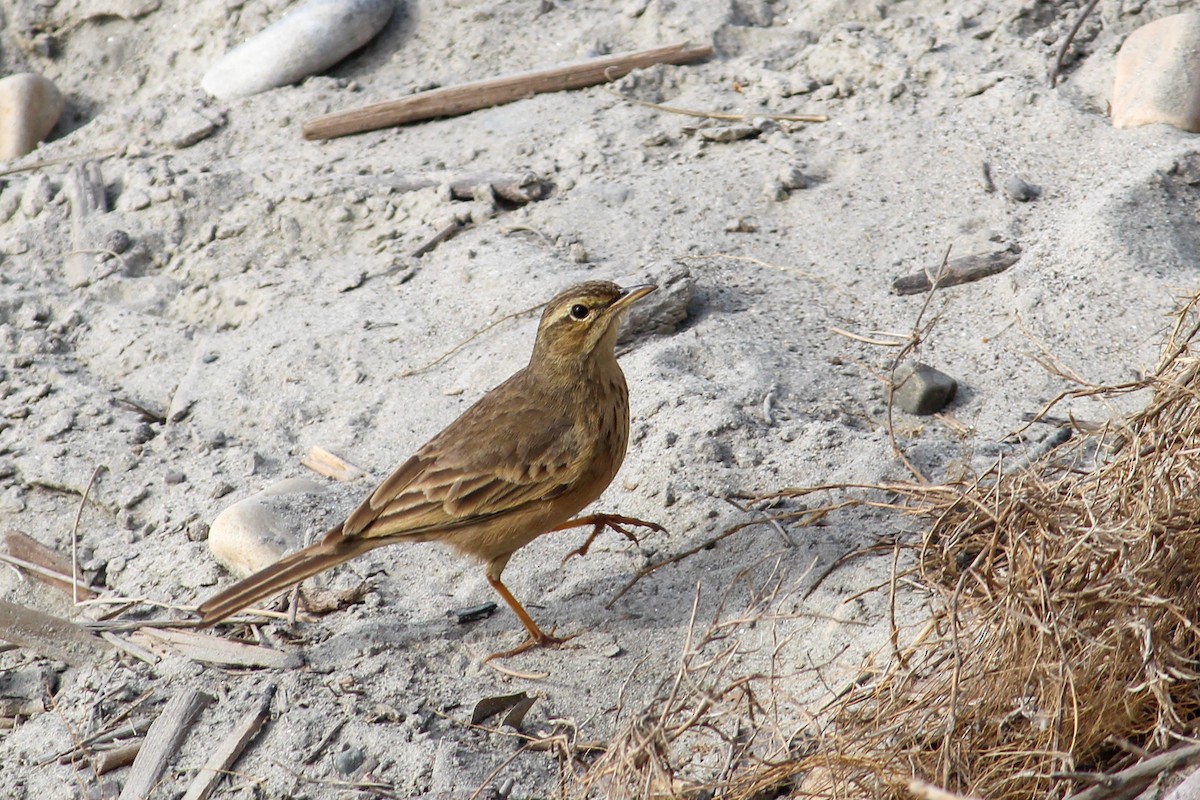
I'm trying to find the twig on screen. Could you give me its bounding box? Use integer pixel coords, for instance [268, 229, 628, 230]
[95, 741, 142, 775]
[72, 465, 106, 605]
[181, 684, 277, 800]
[485, 661, 550, 681]
[0, 548, 98, 600]
[395, 301, 544, 378]
[303, 42, 713, 140]
[135, 627, 302, 669]
[117, 689, 214, 800]
[1063, 742, 1200, 800]
[99, 631, 159, 665]
[891, 247, 1020, 295]
[1049, 0, 1101, 87]
[410, 212, 470, 258]
[884, 245, 952, 483]
[300, 446, 366, 481]
[0, 145, 124, 178]
[606, 517, 769, 608]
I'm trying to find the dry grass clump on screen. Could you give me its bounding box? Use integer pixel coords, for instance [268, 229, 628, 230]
[581, 292, 1200, 799]
[785, 291, 1200, 799]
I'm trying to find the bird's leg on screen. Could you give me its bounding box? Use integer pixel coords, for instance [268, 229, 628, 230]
[485, 573, 575, 660]
[554, 514, 667, 563]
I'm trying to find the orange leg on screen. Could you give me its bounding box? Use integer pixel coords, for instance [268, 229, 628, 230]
[485, 574, 575, 660]
[552, 514, 667, 563]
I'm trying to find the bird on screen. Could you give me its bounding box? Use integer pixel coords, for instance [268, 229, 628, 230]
[197, 280, 664, 658]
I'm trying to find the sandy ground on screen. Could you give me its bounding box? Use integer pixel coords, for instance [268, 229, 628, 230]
[1, 0, 1198, 797]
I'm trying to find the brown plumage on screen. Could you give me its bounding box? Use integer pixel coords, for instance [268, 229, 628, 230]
[197, 281, 662, 657]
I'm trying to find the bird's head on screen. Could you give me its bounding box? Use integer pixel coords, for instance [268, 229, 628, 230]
[531, 281, 657, 370]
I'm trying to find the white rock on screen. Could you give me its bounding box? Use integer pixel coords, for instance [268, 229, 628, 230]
[202, 0, 394, 101]
[208, 478, 326, 577]
[1113, 12, 1200, 132]
[0, 73, 64, 160]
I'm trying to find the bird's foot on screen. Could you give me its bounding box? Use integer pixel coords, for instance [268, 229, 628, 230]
[559, 514, 666, 564]
[485, 629, 577, 661]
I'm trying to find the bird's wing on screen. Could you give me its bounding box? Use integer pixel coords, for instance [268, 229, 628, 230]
[338, 382, 587, 541]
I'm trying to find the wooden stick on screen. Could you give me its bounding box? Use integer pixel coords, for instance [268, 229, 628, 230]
[134, 628, 303, 670]
[0, 599, 113, 666]
[3, 530, 98, 600]
[96, 741, 142, 775]
[117, 689, 214, 800]
[300, 446, 366, 482]
[181, 684, 276, 800]
[1063, 742, 1200, 800]
[892, 248, 1021, 296]
[65, 161, 108, 288]
[303, 41, 713, 140]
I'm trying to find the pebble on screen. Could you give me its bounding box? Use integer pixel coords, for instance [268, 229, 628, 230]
[207, 478, 325, 577]
[155, 109, 219, 149]
[699, 124, 760, 143]
[20, 174, 54, 217]
[1113, 12, 1200, 132]
[892, 362, 957, 415]
[334, 745, 366, 775]
[1003, 175, 1041, 202]
[202, 0, 395, 101]
[0, 73, 64, 160]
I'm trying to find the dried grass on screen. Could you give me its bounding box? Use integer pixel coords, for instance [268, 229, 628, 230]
[580, 291, 1200, 799]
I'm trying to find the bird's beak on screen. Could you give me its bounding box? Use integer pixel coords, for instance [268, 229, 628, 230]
[612, 283, 657, 312]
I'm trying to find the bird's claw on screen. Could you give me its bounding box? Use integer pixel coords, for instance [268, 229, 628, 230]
[486, 629, 577, 661]
[560, 515, 665, 565]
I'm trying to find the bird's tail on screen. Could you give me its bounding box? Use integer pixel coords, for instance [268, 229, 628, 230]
[197, 526, 371, 625]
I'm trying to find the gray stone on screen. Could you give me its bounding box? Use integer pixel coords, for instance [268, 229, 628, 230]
[0, 73, 64, 160]
[1113, 12, 1200, 132]
[1004, 175, 1041, 202]
[202, 0, 395, 101]
[892, 362, 957, 415]
[156, 109, 219, 148]
[334, 745, 366, 775]
[619, 262, 694, 342]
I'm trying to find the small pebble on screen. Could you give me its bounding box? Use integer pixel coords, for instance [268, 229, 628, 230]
[38, 409, 75, 441]
[186, 519, 210, 542]
[892, 362, 957, 415]
[0, 73, 64, 160]
[778, 165, 811, 191]
[202, 0, 395, 100]
[334, 745, 366, 775]
[20, 174, 54, 217]
[1003, 175, 1041, 202]
[1113, 11, 1200, 132]
[208, 478, 324, 577]
[103, 229, 132, 254]
[156, 109, 219, 149]
[699, 124, 760, 143]
[164, 470, 187, 485]
[130, 423, 156, 444]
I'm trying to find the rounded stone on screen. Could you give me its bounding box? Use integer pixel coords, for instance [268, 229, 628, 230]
[207, 477, 326, 577]
[202, 0, 395, 101]
[0, 73, 64, 160]
[1113, 12, 1200, 132]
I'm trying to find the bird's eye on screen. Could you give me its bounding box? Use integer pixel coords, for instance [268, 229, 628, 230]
[569, 303, 590, 320]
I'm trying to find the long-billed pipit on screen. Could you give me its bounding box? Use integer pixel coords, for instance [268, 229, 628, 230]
[198, 281, 663, 658]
